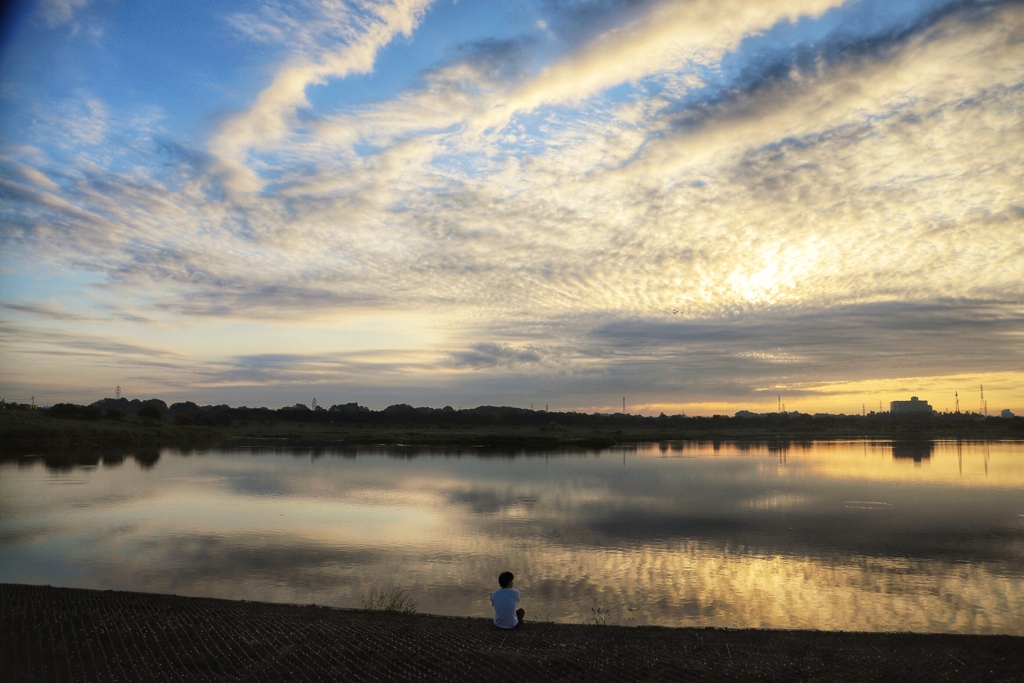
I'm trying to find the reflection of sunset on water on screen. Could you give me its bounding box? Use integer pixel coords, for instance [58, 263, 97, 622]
[637, 441, 1024, 487]
[1, 442, 1022, 634]
[518, 543, 1023, 633]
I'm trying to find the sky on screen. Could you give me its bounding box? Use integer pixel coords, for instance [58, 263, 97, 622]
[0, 0, 1022, 416]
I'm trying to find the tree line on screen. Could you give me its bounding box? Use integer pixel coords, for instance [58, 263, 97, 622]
[33, 396, 1022, 433]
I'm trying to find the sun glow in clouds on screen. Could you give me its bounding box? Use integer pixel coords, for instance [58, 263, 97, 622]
[0, 0, 1022, 413]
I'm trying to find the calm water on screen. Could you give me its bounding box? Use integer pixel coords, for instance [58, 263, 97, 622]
[1, 440, 1022, 634]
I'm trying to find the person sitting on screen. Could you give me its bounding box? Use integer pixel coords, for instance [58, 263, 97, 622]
[490, 571, 525, 629]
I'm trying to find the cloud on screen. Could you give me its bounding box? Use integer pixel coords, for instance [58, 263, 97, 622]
[538, 0, 659, 42]
[576, 299, 1024, 400]
[218, 0, 854, 196]
[190, 349, 443, 388]
[38, 0, 90, 29]
[152, 284, 387, 319]
[0, 157, 61, 193]
[6, 3, 1023, 325]
[210, 0, 433, 194]
[481, 0, 849, 129]
[2, 0, 1023, 411]
[0, 321, 185, 361]
[266, 2, 1024, 321]
[31, 96, 109, 147]
[0, 302, 101, 322]
[204, 353, 354, 386]
[447, 342, 547, 369]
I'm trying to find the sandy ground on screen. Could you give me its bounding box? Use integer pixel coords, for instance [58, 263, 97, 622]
[2, 583, 1022, 682]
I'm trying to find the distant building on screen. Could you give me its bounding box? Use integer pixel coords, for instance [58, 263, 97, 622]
[890, 396, 932, 414]
[1002, 409, 1016, 418]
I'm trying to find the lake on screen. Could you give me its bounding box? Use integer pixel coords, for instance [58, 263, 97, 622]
[1, 440, 1022, 634]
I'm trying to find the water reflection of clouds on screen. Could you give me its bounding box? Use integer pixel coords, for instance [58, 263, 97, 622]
[642, 440, 1024, 487]
[842, 501, 892, 510]
[1, 444, 1023, 633]
[500, 542, 1023, 633]
[741, 493, 810, 510]
[87, 532, 387, 600]
[436, 455, 1024, 567]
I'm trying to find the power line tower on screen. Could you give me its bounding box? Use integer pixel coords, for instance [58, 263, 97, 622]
[115, 385, 122, 399]
[980, 384, 985, 415]
[622, 397, 626, 413]
[955, 391, 959, 414]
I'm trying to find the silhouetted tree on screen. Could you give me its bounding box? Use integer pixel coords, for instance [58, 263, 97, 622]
[137, 404, 163, 420]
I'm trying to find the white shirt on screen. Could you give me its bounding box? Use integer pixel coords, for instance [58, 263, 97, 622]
[490, 588, 520, 628]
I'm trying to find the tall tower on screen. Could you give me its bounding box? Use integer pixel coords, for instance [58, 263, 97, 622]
[980, 385, 984, 415]
[115, 385, 122, 400]
[955, 391, 959, 414]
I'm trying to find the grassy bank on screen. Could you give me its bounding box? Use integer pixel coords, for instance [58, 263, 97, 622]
[2, 407, 1021, 457]
[0, 409, 223, 451]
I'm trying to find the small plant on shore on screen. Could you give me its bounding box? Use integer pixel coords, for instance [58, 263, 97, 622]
[622, 602, 645, 626]
[357, 584, 418, 613]
[585, 600, 612, 625]
[583, 599, 645, 626]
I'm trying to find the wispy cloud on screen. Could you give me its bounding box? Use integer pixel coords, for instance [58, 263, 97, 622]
[37, 0, 90, 29]
[447, 342, 547, 370]
[1, 302, 101, 322]
[1, 0, 1022, 411]
[210, 0, 433, 194]
[0, 321, 185, 361]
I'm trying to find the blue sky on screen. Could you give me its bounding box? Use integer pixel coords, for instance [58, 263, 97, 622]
[1, 0, 1022, 415]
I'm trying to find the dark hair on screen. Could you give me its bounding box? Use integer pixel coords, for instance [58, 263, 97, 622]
[498, 571, 514, 588]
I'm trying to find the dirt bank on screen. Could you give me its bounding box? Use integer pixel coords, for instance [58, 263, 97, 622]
[2, 583, 1021, 681]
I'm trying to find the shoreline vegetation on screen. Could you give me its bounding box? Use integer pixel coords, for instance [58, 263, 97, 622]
[2, 397, 1022, 458]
